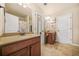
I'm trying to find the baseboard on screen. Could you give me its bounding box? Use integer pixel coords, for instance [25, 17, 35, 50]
[69, 43, 79, 47]
[56, 41, 79, 47]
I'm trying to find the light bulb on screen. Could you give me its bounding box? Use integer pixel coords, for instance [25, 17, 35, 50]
[23, 5, 27, 8]
[45, 16, 51, 20]
[18, 3, 22, 5]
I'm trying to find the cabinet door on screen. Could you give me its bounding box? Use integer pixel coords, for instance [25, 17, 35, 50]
[47, 33, 51, 43]
[31, 42, 41, 56]
[9, 47, 30, 56]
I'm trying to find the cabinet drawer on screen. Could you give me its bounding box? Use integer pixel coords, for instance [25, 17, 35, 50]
[29, 37, 40, 45]
[9, 47, 30, 56]
[2, 40, 29, 55]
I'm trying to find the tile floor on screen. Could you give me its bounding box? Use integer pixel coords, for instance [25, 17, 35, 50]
[41, 43, 79, 56]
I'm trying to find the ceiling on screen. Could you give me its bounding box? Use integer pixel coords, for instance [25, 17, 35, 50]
[5, 3, 32, 17]
[5, 3, 79, 17]
[35, 3, 79, 16]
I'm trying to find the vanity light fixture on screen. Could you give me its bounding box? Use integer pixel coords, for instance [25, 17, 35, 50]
[18, 3, 22, 6]
[18, 3, 30, 8]
[44, 3, 47, 6]
[45, 16, 51, 20]
[23, 4, 27, 8]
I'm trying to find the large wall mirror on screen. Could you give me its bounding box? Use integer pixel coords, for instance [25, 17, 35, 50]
[2, 3, 32, 36]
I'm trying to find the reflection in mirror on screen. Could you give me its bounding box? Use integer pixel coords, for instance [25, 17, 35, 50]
[4, 13, 33, 36]
[19, 16, 32, 34]
[3, 12, 20, 36]
[19, 17, 27, 35]
[2, 3, 33, 36]
[5, 12, 19, 33]
[29, 16, 32, 32]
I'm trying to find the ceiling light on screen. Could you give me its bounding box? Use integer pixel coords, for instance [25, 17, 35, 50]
[18, 3, 31, 8]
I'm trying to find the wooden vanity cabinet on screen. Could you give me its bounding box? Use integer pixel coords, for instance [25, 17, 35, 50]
[45, 32, 56, 44]
[31, 42, 41, 56]
[0, 36, 41, 56]
[9, 47, 30, 56]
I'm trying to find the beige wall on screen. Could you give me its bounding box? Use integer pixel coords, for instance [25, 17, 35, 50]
[73, 11, 79, 44]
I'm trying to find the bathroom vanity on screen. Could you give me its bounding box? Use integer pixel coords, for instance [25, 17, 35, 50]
[0, 34, 41, 56]
[0, 4, 42, 56]
[45, 32, 56, 44]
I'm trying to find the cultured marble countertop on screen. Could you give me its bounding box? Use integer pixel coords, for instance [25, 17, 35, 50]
[0, 34, 40, 46]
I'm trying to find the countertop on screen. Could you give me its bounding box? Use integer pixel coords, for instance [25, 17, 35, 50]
[0, 34, 40, 46]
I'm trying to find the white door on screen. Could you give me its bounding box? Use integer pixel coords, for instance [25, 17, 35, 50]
[37, 15, 42, 34]
[41, 16, 45, 44]
[56, 14, 72, 44]
[37, 14, 45, 44]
